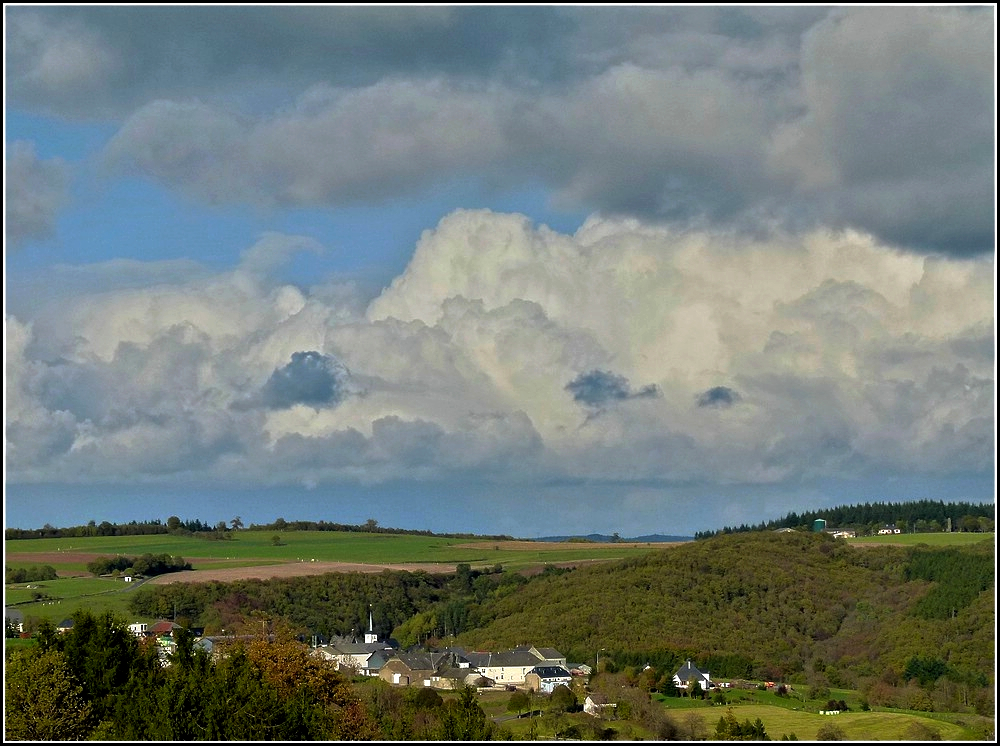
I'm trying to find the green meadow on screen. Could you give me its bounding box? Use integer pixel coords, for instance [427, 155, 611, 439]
[5, 530, 663, 571]
[5, 530, 665, 625]
[848, 531, 994, 548]
[653, 686, 992, 741]
[5, 576, 144, 623]
[664, 703, 981, 741]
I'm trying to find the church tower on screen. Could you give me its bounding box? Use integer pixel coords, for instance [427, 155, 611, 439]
[364, 604, 378, 644]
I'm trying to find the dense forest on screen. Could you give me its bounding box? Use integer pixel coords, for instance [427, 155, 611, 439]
[125, 562, 522, 645]
[695, 499, 995, 539]
[457, 533, 993, 690]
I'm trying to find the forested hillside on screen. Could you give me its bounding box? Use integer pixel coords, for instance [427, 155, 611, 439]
[120, 529, 995, 709]
[455, 532, 994, 696]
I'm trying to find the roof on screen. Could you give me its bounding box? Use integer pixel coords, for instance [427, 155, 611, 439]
[528, 665, 572, 679]
[533, 647, 564, 660]
[467, 650, 542, 669]
[148, 621, 179, 634]
[329, 641, 392, 656]
[675, 660, 709, 681]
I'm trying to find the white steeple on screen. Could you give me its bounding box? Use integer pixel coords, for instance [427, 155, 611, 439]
[364, 604, 377, 644]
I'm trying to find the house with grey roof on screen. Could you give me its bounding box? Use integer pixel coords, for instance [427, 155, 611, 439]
[673, 659, 711, 691]
[524, 665, 573, 693]
[466, 645, 566, 686]
[379, 650, 471, 687]
[583, 693, 617, 718]
[314, 606, 397, 675]
[316, 639, 395, 675]
[5, 608, 25, 634]
[514, 644, 568, 667]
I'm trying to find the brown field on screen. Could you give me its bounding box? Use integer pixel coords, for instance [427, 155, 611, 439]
[143, 561, 461, 584]
[6, 551, 461, 584]
[7, 551, 102, 565]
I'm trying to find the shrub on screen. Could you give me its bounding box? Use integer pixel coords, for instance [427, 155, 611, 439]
[815, 723, 847, 741]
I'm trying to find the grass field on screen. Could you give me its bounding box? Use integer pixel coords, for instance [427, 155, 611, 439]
[5, 530, 667, 572]
[654, 686, 992, 741]
[5, 530, 670, 625]
[5, 576, 147, 622]
[849, 532, 994, 548]
[664, 703, 980, 741]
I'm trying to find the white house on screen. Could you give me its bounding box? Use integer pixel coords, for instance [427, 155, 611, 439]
[524, 665, 573, 693]
[673, 659, 711, 691]
[465, 645, 566, 686]
[5, 608, 24, 634]
[584, 693, 617, 717]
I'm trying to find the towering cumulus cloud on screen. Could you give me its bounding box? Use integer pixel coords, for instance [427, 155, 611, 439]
[7, 211, 993, 498]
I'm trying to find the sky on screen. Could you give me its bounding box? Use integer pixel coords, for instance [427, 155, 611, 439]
[4, 5, 996, 539]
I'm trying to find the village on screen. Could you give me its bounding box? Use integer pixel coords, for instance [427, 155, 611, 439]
[69, 606, 757, 720]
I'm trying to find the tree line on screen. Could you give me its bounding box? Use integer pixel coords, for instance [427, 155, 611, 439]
[5, 564, 58, 584]
[86, 553, 192, 578]
[694, 499, 995, 539]
[6, 515, 514, 542]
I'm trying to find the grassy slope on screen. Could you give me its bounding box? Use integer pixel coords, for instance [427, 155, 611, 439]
[849, 532, 994, 547]
[678, 704, 973, 741]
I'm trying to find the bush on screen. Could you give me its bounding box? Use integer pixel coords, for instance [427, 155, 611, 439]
[549, 684, 577, 713]
[816, 723, 847, 741]
[5, 565, 58, 584]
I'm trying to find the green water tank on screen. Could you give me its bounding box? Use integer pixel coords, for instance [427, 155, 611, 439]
[813, 519, 827, 532]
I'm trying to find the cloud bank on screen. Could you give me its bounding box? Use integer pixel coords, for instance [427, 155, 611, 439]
[7, 211, 993, 499]
[7, 5, 994, 257]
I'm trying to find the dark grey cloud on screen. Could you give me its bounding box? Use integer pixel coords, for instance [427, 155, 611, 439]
[566, 370, 660, 408]
[697, 386, 741, 409]
[4, 6, 577, 116]
[5, 141, 70, 249]
[7, 7, 994, 257]
[258, 351, 349, 410]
